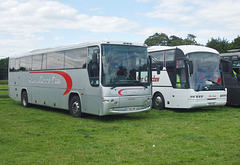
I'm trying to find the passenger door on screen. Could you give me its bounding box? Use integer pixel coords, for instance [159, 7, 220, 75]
[84, 46, 101, 115]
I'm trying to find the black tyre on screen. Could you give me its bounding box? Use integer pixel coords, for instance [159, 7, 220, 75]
[152, 93, 165, 110]
[69, 95, 83, 118]
[21, 90, 29, 108]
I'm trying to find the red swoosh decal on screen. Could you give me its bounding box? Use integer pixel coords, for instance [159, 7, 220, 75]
[30, 71, 72, 95]
[118, 88, 141, 96]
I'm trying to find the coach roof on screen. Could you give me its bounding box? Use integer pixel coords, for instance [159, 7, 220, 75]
[11, 41, 146, 59]
[148, 45, 219, 55]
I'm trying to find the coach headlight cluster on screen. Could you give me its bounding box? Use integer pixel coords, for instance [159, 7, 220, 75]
[220, 94, 227, 97]
[190, 95, 204, 99]
[111, 99, 118, 105]
[102, 98, 118, 105]
[102, 99, 110, 103]
[144, 97, 151, 104]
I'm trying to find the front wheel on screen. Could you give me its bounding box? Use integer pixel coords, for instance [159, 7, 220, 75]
[21, 90, 29, 108]
[152, 93, 165, 110]
[69, 96, 83, 118]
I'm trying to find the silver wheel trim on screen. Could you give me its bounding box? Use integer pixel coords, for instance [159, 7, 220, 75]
[155, 96, 162, 108]
[72, 101, 80, 114]
[22, 95, 27, 106]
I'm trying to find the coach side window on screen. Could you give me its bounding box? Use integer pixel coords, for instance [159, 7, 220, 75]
[150, 51, 164, 72]
[32, 54, 42, 70]
[87, 46, 100, 86]
[65, 48, 87, 69]
[20, 56, 32, 71]
[175, 59, 187, 88]
[47, 51, 64, 70]
[42, 54, 47, 70]
[165, 50, 175, 86]
[15, 58, 20, 71]
[9, 59, 16, 72]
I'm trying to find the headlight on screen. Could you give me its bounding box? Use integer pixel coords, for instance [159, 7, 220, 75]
[103, 99, 118, 105]
[102, 99, 110, 103]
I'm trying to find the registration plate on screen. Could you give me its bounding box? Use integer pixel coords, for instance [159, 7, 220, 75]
[125, 107, 137, 111]
[208, 102, 216, 105]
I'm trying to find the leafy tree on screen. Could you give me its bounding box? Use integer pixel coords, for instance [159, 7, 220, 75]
[229, 35, 240, 50]
[184, 34, 198, 45]
[169, 35, 185, 46]
[145, 33, 199, 46]
[144, 33, 170, 46]
[0, 58, 9, 80]
[206, 37, 229, 53]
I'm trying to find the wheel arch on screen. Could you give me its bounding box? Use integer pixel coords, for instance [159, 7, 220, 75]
[68, 92, 82, 110]
[21, 88, 28, 95]
[21, 88, 29, 107]
[153, 91, 164, 101]
[152, 91, 165, 109]
[21, 88, 29, 101]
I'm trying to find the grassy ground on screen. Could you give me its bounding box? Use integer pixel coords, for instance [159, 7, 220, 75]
[0, 80, 8, 84]
[0, 96, 239, 165]
[0, 84, 8, 96]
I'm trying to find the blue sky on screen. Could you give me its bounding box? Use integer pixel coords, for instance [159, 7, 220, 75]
[1, 0, 240, 59]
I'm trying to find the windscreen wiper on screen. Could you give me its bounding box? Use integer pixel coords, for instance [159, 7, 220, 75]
[127, 73, 148, 88]
[111, 80, 148, 89]
[110, 83, 125, 89]
[196, 85, 208, 91]
[206, 79, 222, 86]
[110, 80, 130, 89]
[133, 80, 148, 88]
[110, 84, 118, 89]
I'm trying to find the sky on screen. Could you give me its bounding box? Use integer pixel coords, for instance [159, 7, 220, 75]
[1, 0, 240, 59]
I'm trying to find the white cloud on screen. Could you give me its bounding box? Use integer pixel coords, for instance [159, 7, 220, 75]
[0, 37, 36, 58]
[145, 0, 240, 28]
[0, 0, 139, 35]
[145, 0, 194, 21]
[0, 0, 139, 57]
[194, 1, 240, 28]
[141, 0, 240, 43]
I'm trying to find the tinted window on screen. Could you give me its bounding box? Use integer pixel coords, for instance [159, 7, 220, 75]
[188, 52, 224, 91]
[65, 48, 87, 69]
[232, 60, 240, 67]
[20, 56, 32, 71]
[176, 60, 187, 88]
[221, 60, 231, 73]
[87, 46, 100, 86]
[165, 50, 175, 68]
[15, 58, 20, 71]
[42, 54, 47, 70]
[47, 51, 64, 69]
[32, 54, 42, 70]
[165, 50, 175, 86]
[150, 51, 164, 71]
[9, 59, 15, 72]
[101, 44, 149, 86]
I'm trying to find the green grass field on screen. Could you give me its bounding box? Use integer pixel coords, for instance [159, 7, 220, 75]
[0, 84, 8, 96]
[0, 80, 8, 84]
[0, 96, 240, 164]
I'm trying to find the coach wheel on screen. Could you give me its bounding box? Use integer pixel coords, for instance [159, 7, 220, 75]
[152, 93, 165, 110]
[69, 96, 83, 118]
[21, 90, 29, 108]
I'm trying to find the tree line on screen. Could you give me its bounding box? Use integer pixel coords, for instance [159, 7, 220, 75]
[0, 58, 8, 80]
[144, 32, 240, 53]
